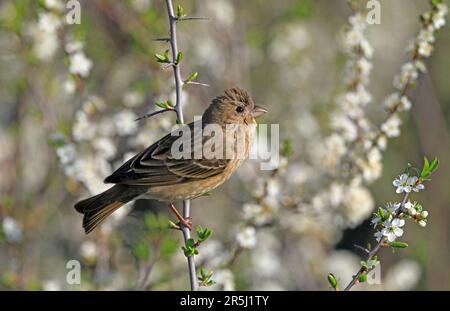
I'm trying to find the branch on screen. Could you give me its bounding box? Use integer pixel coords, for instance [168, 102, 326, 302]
[164, 0, 198, 291]
[134, 107, 175, 121]
[343, 192, 410, 291]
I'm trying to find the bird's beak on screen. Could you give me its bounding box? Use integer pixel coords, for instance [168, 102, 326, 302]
[251, 105, 267, 118]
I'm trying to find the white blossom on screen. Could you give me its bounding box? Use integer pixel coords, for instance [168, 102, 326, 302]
[113, 110, 138, 136]
[381, 114, 401, 138]
[417, 40, 433, 57]
[2, 217, 23, 242]
[65, 41, 84, 54]
[44, 0, 64, 11]
[343, 184, 374, 227]
[384, 260, 422, 290]
[418, 220, 427, 227]
[42, 280, 62, 291]
[211, 269, 235, 291]
[93, 137, 117, 160]
[381, 218, 405, 242]
[38, 12, 62, 33]
[236, 226, 257, 248]
[69, 52, 93, 78]
[56, 143, 76, 165]
[123, 91, 144, 108]
[63, 79, 76, 94]
[393, 63, 418, 90]
[80, 240, 98, 261]
[72, 111, 96, 141]
[393, 173, 411, 193]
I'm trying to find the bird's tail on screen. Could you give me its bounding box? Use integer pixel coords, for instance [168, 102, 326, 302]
[74, 184, 146, 234]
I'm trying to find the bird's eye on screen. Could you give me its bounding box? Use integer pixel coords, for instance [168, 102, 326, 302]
[236, 106, 245, 113]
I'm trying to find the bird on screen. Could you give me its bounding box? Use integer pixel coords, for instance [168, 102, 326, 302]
[74, 87, 267, 234]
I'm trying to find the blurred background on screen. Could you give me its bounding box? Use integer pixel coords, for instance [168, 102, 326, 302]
[0, 0, 449, 290]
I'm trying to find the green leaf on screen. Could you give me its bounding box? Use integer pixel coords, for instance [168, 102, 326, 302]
[429, 157, 439, 173]
[196, 225, 213, 242]
[327, 273, 338, 289]
[176, 4, 186, 18]
[281, 139, 293, 157]
[390, 241, 409, 248]
[176, 51, 183, 64]
[154, 53, 168, 63]
[185, 71, 199, 82]
[155, 100, 174, 109]
[133, 242, 150, 261]
[161, 239, 178, 258]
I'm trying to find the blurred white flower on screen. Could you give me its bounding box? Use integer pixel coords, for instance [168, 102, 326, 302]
[324, 134, 346, 166]
[123, 91, 144, 108]
[418, 40, 433, 57]
[72, 111, 96, 141]
[418, 27, 435, 43]
[93, 137, 117, 160]
[38, 12, 61, 33]
[97, 118, 116, 137]
[325, 250, 360, 287]
[236, 226, 257, 249]
[69, 52, 93, 78]
[384, 260, 422, 290]
[252, 248, 281, 277]
[343, 184, 374, 227]
[132, 0, 152, 11]
[56, 143, 76, 165]
[393, 63, 418, 90]
[64, 41, 84, 54]
[2, 216, 23, 242]
[114, 110, 138, 136]
[432, 5, 447, 29]
[331, 114, 358, 142]
[80, 240, 98, 262]
[44, 0, 64, 11]
[381, 114, 401, 138]
[63, 79, 76, 94]
[212, 269, 235, 291]
[206, 0, 235, 27]
[32, 30, 59, 61]
[42, 280, 61, 291]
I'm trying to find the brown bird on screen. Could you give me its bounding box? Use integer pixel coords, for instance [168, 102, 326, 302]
[74, 87, 266, 234]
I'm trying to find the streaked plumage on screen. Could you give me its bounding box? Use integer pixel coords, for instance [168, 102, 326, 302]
[74, 87, 266, 233]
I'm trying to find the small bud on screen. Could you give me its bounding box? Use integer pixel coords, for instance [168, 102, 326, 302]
[418, 220, 427, 227]
[390, 241, 409, 248]
[359, 272, 367, 283]
[327, 273, 338, 289]
[408, 208, 417, 216]
[420, 211, 428, 218]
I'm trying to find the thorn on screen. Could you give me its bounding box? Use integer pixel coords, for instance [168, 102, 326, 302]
[153, 37, 171, 42]
[163, 62, 176, 69]
[354, 244, 370, 254]
[176, 16, 209, 21]
[134, 108, 174, 121]
[184, 81, 210, 87]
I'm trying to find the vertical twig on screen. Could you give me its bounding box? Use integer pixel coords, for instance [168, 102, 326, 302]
[165, 0, 198, 291]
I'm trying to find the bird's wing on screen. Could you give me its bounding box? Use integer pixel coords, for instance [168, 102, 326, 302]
[104, 122, 230, 186]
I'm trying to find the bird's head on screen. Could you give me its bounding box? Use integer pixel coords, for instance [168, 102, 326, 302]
[203, 87, 267, 125]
